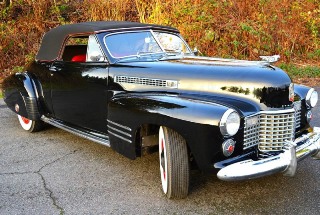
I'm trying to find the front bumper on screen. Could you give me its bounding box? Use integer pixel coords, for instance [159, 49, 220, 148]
[217, 127, 320, 181]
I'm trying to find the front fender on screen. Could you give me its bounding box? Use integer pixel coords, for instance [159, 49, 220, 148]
[294, 84, 315, 130]
[294, 84, 312, 101]
[110, 93, 230, 126]
[2, 72, 42, 120]
[108, 92, 233, 171]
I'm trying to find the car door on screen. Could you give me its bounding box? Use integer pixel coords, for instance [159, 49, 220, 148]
[49, 35, 109, 134]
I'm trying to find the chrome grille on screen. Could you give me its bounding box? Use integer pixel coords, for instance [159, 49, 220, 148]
[294, 101, 301, 129]
[244, 110, 296, 152]
[258, 112, 295, 151]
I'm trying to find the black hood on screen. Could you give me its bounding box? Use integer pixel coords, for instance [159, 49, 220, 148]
[111, 56, 293, 114]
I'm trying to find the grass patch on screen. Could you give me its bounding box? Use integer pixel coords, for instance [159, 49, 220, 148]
[279, 63, 320, 79]
[0, 91, 3, 99]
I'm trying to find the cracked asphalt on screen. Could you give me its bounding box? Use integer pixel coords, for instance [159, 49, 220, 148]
[0, 88, 319, 215]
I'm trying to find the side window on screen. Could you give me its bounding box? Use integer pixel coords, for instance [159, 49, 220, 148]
[86, 35, 105, 62]
[61, 35, 105, 62]
[61, 36, 88, 62]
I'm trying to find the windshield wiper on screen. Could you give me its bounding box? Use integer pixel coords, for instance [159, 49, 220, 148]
[158, 51, 184, 61]
[136, 51, 167, 58]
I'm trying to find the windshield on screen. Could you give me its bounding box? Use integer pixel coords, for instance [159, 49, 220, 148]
[104, 30, 192, 62]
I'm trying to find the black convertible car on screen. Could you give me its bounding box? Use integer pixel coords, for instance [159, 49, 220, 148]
[2, 21, 320, 198]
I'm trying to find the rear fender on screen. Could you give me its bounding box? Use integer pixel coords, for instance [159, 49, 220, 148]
[2, 72, 42, 120]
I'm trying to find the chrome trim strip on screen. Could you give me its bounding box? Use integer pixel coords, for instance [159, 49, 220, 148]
[107, 119, 132, 131]
[183, 56, 270, 67]
[107, 125, 131, 138]
[108, 131, 132, 143]
[41, 116, 110, 147]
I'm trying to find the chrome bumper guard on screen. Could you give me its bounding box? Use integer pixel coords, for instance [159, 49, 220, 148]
[217, 127, 320, 181]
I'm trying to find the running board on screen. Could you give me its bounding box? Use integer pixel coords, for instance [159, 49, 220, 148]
[41, 116, 110, 147]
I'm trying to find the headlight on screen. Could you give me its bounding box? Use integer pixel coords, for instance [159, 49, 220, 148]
[306, 88, 318, 108]
[220, 109, 241, 137]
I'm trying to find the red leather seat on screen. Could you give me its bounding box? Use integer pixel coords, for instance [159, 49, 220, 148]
[71, 54, 86, 62]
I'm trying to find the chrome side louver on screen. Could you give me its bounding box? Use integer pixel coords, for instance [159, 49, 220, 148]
[294, 101, 301, 129]
[115, 76, 178, 88]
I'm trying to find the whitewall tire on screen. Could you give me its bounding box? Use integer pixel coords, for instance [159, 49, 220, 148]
[159, 126, 190, 198]
[17, 115, 44, 132]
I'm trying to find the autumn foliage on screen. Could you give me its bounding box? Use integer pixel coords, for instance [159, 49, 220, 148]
[0, 0, 320, 80]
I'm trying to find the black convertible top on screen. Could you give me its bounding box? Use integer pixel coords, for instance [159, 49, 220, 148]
[36, 21, 179, 61]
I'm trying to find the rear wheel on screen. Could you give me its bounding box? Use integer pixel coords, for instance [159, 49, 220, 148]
[159, 126, 189, 198]
[17, 115, 44, 132]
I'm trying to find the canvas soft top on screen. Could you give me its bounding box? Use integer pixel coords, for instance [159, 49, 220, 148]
[36, 21, 179, 61]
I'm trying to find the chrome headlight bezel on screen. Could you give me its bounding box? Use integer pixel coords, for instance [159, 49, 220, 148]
[306, 88, 318, 108]
[220, 109, 241, 137]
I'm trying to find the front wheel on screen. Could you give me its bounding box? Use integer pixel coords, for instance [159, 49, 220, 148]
[159, 126, 190, 199]
[17, 115, 44, 132]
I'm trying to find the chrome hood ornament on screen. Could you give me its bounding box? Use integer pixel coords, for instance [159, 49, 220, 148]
[259, 55, 280, 63]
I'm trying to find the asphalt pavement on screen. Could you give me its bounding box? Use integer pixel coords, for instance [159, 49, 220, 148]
[0, 88, 319, 215]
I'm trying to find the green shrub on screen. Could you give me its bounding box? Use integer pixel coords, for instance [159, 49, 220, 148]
[279, 63, 320, 79]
